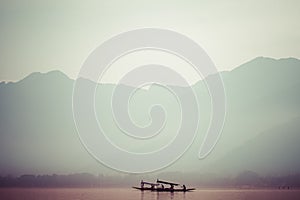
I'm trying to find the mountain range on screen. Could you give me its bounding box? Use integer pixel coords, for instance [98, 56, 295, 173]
[0, 57, 299, 178]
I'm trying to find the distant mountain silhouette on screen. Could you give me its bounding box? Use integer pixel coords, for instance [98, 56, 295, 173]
[0, 57, 299, 177]
[211, 117, 300, 175]
[198, 57, 300, 170]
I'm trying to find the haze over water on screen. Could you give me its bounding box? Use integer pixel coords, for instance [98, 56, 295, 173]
[1, 188, 300, 200]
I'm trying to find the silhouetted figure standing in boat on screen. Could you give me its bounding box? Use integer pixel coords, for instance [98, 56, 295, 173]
[141, 180, 144, 188]
[183, 184, 186, 191]
[170, 184, 174, 191]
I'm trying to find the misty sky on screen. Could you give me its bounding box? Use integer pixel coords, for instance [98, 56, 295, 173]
[0, 0, 299, 83]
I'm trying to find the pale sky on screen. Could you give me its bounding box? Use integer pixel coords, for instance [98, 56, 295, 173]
[0, 0, 299, 83]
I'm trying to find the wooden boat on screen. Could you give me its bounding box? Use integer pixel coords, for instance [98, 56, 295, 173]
[132, 179, 195, 192]
[132, 186, 195, 192]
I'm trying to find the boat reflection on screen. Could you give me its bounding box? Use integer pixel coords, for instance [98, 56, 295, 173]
[140, 190, 186, 200]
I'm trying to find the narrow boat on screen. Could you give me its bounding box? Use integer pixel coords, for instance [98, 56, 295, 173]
[132, 179, 195, 192]
[132, 186, 196, 192]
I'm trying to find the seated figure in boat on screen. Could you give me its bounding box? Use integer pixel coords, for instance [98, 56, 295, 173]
[151, 184, 155, 190]
[170, 185, 174, 191]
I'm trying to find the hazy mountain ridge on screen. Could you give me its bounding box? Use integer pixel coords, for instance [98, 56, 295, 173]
[211, 116, 300, 175]
[0, 57, 299, 177]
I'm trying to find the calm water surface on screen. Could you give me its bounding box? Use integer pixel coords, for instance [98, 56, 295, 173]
[0, 188, 300, 200]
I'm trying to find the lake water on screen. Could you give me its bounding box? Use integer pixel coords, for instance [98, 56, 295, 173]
[0, 188, 300, 200]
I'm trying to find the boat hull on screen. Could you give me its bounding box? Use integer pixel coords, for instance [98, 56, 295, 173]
[132, 187, 195, 192]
